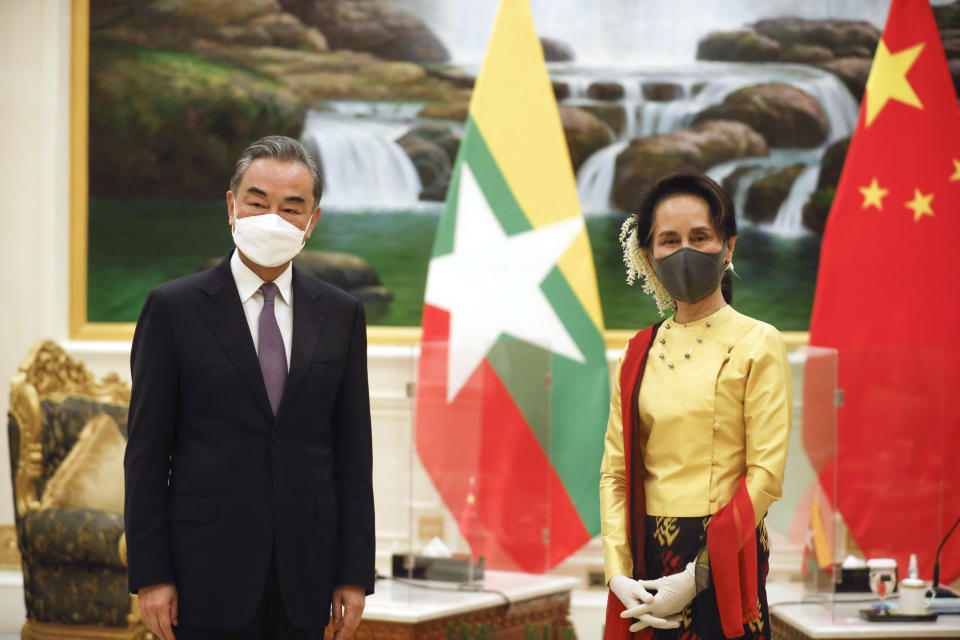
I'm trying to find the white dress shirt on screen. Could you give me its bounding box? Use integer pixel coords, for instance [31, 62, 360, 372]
[230, 249, 293, 370]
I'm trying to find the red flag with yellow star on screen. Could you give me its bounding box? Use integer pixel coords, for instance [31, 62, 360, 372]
[809, 0, 960, 582]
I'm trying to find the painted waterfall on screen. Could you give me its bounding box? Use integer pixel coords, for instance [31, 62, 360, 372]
[85, 0, 960, 329]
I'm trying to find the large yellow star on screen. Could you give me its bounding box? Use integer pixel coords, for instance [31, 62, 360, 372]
[905, 188, 934, 221]
[951, 158, 960, 182]
[858, 177, 889, 210]
[865, 40, 925, 127]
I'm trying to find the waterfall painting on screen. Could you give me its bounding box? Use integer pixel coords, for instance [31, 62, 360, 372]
[84, 0, 960, 333]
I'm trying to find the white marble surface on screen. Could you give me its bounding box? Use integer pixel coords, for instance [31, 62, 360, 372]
[366, 570, 581, 623]
[768, 583, 960, 638]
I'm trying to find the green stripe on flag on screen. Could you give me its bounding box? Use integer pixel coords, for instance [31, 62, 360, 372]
[460, 118, 531, 235]
[542, 266, 609, 535]
[432, 116, 531, 260]
[486, 336, 552, 453]
[431, 159, 460, 258]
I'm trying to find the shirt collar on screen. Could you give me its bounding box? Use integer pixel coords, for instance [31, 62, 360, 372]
[230, 249, 293, 306]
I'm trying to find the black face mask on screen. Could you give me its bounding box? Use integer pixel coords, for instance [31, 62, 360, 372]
[651, 242, 728, 304]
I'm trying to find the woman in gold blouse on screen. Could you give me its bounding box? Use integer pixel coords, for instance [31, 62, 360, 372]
[601, 172, 791, 640]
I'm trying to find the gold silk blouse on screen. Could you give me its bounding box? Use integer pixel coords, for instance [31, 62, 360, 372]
[600, 305, 792, 582]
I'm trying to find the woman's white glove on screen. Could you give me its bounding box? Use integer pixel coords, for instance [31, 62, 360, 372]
[622, 562, 697, 624]
[610, 575, 681, 631]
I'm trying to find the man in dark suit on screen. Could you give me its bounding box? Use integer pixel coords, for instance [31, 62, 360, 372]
[124, 135, 374, 640]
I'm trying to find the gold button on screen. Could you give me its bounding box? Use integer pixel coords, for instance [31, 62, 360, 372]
[710, 496, 718, 503]
[713, 421, 720, 431]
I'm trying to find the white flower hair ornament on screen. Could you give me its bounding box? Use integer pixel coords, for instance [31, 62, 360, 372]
[619, 215, 675, 316]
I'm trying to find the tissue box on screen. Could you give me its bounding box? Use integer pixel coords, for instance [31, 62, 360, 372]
[391, 553, 485, 582]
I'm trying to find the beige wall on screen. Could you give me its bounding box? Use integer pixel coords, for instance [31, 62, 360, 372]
[0, 0, 73, 526]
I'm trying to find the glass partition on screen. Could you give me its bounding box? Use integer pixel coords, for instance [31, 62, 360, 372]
[803, 344, 840, 596]
[400, 338, 554, 583]
[769, 345, 953, 624]
[369, 344, 420, 580]
[829, 346, 948, 621]
[766, 345, 839, 608]
[374, 340, 957, 633]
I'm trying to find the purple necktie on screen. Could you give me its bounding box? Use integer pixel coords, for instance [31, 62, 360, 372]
[258, 282, 287, 416]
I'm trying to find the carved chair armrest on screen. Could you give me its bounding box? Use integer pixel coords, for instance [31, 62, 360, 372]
[21, 507, 126, 568]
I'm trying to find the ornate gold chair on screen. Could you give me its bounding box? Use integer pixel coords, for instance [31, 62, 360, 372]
[8, 340, 151, 639]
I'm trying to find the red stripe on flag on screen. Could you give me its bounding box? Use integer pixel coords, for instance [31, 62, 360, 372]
[416, 303, 591, 571]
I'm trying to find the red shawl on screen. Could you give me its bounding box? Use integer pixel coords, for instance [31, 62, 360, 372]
[603, 325, 759, 640]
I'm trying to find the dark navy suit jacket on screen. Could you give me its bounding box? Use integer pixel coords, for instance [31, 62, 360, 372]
[123, 254, 375, 630]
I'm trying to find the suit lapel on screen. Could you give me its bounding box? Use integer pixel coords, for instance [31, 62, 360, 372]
[276, 267, 328, 422]
[198, 256, 275, 423]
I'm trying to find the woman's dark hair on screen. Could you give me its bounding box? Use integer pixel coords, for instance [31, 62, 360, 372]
[634, 170, 738, 303]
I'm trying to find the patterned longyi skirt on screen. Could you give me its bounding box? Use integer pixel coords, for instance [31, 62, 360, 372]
[642, 515, 771, 640]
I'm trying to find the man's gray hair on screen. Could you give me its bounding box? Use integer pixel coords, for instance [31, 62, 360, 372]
[230, 135, 323, 205]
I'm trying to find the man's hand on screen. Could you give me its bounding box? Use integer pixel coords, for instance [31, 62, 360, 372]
[138, 583, 178, 640]
[331, 585, 365, 640]
[609, 575, 680, 631]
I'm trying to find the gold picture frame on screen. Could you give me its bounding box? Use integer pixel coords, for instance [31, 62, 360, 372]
[68, 0, 808, 348]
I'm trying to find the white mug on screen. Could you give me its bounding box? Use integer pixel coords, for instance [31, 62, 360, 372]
[867, 558, 898, 600]
[899, 578, 935, 614]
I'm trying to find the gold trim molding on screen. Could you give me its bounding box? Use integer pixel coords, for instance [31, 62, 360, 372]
[69, 0, 89, 340]
[68, 0, 811, 348]
[70, 323, 810, 349]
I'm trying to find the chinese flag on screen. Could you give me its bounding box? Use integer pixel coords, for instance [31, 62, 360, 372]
[809, 0, 960, 582]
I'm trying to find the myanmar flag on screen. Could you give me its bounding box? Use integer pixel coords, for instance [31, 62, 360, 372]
[414, 0, 609, 571]
[809, 0, 960, 582]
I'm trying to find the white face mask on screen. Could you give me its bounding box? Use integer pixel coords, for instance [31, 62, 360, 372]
[231, 205, 308, 268]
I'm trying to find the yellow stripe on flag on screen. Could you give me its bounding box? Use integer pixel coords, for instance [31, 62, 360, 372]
[469, 0, 604, 331]
[811, 493, 833, 570]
